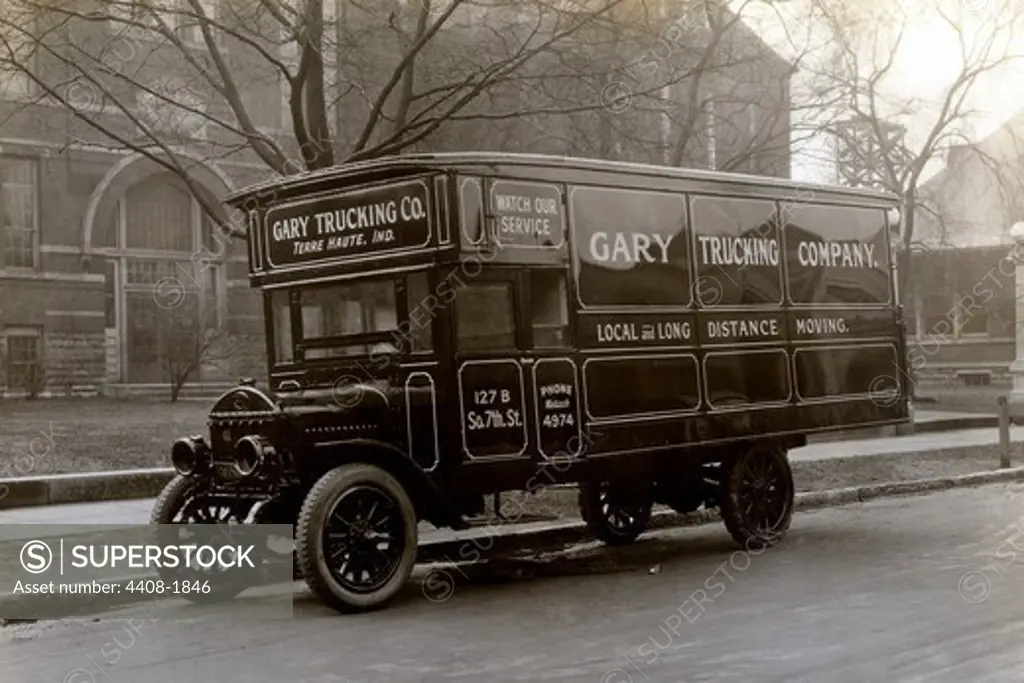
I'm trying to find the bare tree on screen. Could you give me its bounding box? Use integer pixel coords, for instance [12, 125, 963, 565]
[805, 0, 1024, 289]
[161, 320, 231, 402]
[0, 0, 803, 242]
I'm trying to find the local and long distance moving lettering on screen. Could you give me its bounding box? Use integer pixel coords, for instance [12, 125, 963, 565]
[596, 320, 692, 343]
[707, 318, 780, 339]
[795, 317, 848, 335]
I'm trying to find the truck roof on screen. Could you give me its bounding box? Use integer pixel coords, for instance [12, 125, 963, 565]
[226, 152, 900, 208]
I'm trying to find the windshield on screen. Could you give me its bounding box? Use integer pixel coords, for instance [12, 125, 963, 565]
[301, 281, 398, 359]
[269, 272, 432, 364]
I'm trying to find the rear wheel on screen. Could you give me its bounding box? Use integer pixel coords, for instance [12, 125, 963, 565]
[295, 464, 418, 614]
[578, 481, 653, 545]
[718, 443, 794, 550]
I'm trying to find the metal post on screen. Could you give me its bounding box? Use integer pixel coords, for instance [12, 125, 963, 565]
[998, 395, 1011, 468]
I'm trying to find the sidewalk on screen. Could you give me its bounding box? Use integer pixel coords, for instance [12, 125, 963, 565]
[914, 409, 995, 423]
[1, 423, 1018, 528]
[789, 425, 1024, 461]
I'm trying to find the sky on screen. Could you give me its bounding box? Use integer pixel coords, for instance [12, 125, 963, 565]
[736, 0, 1024, 184]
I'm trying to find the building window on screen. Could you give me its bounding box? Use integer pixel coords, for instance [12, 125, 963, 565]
[0, 0, 35, 100]
[0, 157, 37, 268]
[903, 303, 917, 337]
[135, 77, 209, 141]
[177, 0, 225, 50]
[125, 177, 193, 251]
[5, 327, 41, 390]
[109, 0, 174, 33]
[104, 260, 117, 328]
[989, 297, 1015, 338]
[922, 293, 952, 338]
[958, 293, 989, 336]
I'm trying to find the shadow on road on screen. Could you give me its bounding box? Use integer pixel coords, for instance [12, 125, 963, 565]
[290, 522, 869, 619]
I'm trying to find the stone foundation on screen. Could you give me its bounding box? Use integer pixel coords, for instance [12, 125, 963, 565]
[43, 332, 106, 395]
[914, 365, 1013, 386]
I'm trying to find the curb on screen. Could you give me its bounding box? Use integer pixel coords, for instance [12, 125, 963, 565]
[5, 466, 1024, 624]
[0, 469, 174, 510]
[0, 425, 1015, 510]
[912, 416, 998, 433]
[805, 416, 997, 444]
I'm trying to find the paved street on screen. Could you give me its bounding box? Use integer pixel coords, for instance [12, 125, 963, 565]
[3, 484, 1024, 682]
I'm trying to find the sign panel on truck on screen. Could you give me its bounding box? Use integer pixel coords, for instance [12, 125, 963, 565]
[264, 180, 432, 267]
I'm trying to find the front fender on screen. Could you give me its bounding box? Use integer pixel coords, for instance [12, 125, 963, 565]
[305, 438, 466, 530]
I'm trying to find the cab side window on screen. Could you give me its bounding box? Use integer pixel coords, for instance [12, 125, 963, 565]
[269, 289, 294, 364]
[530, 270, 569, 348]
[405, 271, 434, 351]
[456, 282, 516, 351]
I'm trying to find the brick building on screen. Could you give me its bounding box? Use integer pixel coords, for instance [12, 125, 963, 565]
[0, 0, 793, 397]
[909, 111, 1024, 384]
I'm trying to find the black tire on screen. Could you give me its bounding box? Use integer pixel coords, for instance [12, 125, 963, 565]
[295, 464, 418, 614]
[719, 443, 795, 550]
[149, 475, 252, 603]
[578, 481, 653, 546]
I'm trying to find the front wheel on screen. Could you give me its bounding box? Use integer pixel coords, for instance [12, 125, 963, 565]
[578, 481, 653, 546]
[295, 464, 418, 614]
[149, 475, 254, 603]
[718, 443, 795, 550]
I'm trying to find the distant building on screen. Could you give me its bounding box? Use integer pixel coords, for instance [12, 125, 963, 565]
[0, 0, 792, 397]
[907, 112, 1024, 385]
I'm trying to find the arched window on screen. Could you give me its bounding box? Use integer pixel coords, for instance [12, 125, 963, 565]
[104, 172, 225, 384]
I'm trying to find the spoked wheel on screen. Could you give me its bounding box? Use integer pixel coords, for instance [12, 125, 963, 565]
[719, 443, 795, 550]
[295, 464, 417, 614]
[150, 475, 259, 603]
[578, 481, 654, 546]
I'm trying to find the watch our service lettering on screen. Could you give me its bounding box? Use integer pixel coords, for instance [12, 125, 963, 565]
[265, 180, 431, 266]
[797, 240, 877, 268]
[490, 181, 563, 247]
[697, 235, 779, 267]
